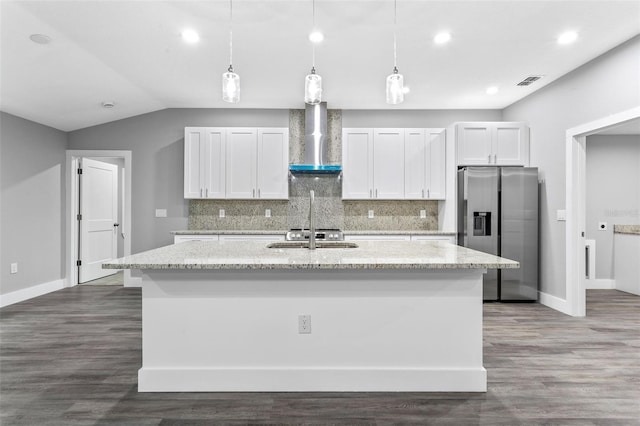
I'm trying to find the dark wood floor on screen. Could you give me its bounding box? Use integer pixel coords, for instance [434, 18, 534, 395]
[1, 287, 639, 425]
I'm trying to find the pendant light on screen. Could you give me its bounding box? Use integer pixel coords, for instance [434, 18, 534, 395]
[386, 0, 404, 105]
[222, 0, 240, 103]
[304, 0, 322, 105]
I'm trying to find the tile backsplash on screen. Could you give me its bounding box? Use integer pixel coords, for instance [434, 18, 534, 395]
[188, 109, 439, 231]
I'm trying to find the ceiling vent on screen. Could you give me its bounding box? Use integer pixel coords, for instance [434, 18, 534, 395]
[517, 75, 543, 86]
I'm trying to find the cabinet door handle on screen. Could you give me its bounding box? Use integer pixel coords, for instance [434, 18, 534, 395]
[258, 188, 261, 198]
[488, 154, 491, 164]
[253, 189, 255, 198]
[427, 189, 430, 198]
[493, 154, 497, 163]
[370, 189, 372, 198]
[375, 189, 378, 198]
[200, 188, 203, 198]
[422, 189, 425, 198]
[205, 188, 208, 197]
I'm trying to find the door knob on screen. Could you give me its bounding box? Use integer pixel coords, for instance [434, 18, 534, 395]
[114, 223, 120, 227]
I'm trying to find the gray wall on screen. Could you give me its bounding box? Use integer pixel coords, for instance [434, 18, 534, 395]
[502, 35, 640, 299]
[342, 110, 502, 128]
[69, 108, 501, 253]
[585, 135, 640, 279]
[68, 109, 290, 252]
[1, 112, 67, 295]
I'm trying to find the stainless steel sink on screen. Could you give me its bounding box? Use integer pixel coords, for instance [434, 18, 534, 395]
[267, 241, 359, 249]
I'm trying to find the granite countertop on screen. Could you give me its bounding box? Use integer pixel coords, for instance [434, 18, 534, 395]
[103, 240, 518, 270]
[614, 225, 640, 235]
[171, 230, 456, 236]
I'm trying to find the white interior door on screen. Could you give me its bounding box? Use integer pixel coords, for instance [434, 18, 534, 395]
[79, 158, 119, 283]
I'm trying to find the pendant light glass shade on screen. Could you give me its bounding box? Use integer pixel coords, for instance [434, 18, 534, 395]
[386, 67, 404, 105]
[304, 68, 322, 105]
[222, 67, 240, 103]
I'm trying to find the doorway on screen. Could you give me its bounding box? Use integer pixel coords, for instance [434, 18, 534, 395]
[565, 106, 640, 316]
[65, 150, 136, 287]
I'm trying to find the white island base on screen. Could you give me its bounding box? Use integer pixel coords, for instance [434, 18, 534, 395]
[138, 268, 486, 392]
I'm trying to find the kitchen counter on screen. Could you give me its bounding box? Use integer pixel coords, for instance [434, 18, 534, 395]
[614, 225, 640, 235]
[171, 229, 457, 236]
[104, 240, 516, 393]
[104, 240, 516, 270]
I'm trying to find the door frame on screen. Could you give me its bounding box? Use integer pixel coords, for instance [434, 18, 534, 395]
[65, 150, 137, 287]
[565, 106, 640, 316]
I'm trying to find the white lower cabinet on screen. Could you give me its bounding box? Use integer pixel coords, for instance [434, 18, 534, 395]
[219, 234, 284, 242]
[345, 235, 412, 241]
[410, 235, 456, 244]
[174, 235, 219, 244]
[175, 234, 284, 244]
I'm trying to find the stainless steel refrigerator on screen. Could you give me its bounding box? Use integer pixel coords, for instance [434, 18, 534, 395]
[457, 167, 539, 302]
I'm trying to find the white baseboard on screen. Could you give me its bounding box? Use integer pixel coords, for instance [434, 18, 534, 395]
[585, 279, 616, 290]
[0, 278, 67, 308]
[125, 276, 142, 288]
[539, 291, 573, 316]
[138, 367, 487, 392]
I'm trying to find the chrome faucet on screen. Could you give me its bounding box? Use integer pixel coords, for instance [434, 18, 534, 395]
[309, 190, 316, 250]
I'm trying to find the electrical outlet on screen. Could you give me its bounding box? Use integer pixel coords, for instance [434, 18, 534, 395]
[10, 263, 18, 274]
[155, 209, 167, 218]
[265, 209, 271, 218]
[219, 209, 225, 218]
[598, 222, 608, 231]
[298, 315, 311, 334]
[420, 209, 427, 219]
[556, 210, 566, 221]
[368, 210, 374, 219]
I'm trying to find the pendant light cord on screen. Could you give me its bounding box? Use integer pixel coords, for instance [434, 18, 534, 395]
[393, 0, 397, 70]
[228, 0, 233, 72]
[311, 0, 316, 70]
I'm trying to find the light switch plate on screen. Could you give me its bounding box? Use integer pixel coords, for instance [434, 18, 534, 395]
[556, 210, 566, 221]
[155, 209, 167, 218]
[10, 263, 18, 274]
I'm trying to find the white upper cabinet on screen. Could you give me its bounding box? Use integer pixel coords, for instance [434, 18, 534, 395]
[342, 129, 374, 199]
[342, 128, 405, 200]
[184, 127, 288, 200]
[226, 128, 258, 199]
[404, 128, 445, 200]
[184, 127, 226, 199]
[256, 128, 289, 199]
[373, 129, 405, 199]
[456, 122, 529, 166]
[226, 127, 289, 200]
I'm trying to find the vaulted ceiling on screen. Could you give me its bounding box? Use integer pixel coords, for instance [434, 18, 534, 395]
[1, 0, 639, 131]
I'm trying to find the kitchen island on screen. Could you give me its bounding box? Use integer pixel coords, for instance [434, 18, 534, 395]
[103, 240, 518, 392]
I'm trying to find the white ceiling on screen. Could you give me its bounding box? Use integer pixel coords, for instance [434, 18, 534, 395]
[1, 0, 639, 132]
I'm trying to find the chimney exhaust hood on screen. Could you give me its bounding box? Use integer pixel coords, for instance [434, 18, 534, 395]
[289, 102, 342, 174]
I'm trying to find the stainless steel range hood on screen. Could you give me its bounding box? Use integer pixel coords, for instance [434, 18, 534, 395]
[289, 102, 342, 174]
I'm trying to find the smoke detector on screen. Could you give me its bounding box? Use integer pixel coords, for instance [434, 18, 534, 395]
[517, 76, 543, 86]
[29, 34, 52, 45]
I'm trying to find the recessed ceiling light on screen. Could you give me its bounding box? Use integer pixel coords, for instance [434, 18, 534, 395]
[181, 29, 200, 44]
[29, 34, 52, 45]
[557, 31, 578, 45]
[102, 101, 116, 109]
[434, 32, 451, 44]
[309, 31, 324, 43]
[486, 86, 499, 95]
